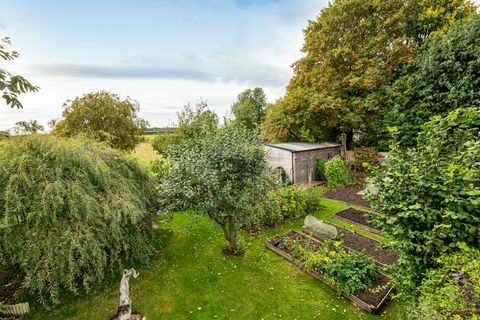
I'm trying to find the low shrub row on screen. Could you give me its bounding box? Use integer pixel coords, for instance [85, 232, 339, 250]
[249, 186, 323, 229]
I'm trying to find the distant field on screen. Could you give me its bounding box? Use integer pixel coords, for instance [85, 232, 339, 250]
[133, 136, 162, 166]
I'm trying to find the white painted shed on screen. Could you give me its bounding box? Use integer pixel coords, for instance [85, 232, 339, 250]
[266, 142, 341, 184]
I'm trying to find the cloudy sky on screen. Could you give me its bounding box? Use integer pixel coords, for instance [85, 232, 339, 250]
[0, 0, 328, 130]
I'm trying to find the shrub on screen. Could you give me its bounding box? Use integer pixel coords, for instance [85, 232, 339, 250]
[0, 131, 10, 140]
[351, 147, 377, 171]
[315, 157, 326, 180]
[0, 135, 159, 305]
[413, 246, 480, 320]
[324, 157, 348, 188]
[150, 158, 170, 181]
[365, 107, 480, 302]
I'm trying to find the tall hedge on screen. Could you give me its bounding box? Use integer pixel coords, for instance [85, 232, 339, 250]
[0, 135, 158, 305]
[366, 107, 480, 301]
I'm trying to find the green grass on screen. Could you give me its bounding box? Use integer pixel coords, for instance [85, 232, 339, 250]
[27, 198, 402, 320]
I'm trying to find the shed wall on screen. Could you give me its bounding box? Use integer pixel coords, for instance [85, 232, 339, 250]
[265, 146, 293, 182]
[293, 147, 341, 184]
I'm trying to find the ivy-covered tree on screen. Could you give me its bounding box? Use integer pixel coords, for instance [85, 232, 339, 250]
[152, 101, 218, 155]
[0, 37, 39, 108]
[51, 91, 147, 151]
[365, 107, 480, 301]
[231, 88, 267, 130]
[385, 14, 480, 147]
[159, 125, 270, 254]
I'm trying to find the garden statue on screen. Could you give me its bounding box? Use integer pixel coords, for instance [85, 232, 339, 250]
[110, 269, 145, 320]
[304, 215, 338, 240]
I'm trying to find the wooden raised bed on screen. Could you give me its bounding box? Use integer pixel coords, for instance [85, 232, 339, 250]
[266, 230, 394, 313]
[303, 221, 398, 268]
[0, 302, 30, 317]
[333, 208, 383, 236]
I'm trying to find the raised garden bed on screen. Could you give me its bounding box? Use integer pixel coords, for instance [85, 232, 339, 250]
[323, 184, 372, 209]
[303, 222, 398, 268]
[333, 208, 383, 235]
[266, 230, 394, 313]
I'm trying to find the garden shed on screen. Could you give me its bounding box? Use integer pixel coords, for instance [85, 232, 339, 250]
[266, 142, 341, 184]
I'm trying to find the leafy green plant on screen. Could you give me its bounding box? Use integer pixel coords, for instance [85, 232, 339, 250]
[292, 240, 377, 295]
[315, 157, 326, 180]
[413, 245, 480, 320]
[324, 157, 349, 188]
[365, 107, 480, 303]
[351, 147, 378, 171]
[0, 135, 159, 305]
[150, 158, 170, 181]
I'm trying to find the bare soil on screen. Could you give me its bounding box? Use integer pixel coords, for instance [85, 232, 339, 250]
[334, 208, 383, 235]
[323, 184, 372, 208]
[320, 222, 398, 267]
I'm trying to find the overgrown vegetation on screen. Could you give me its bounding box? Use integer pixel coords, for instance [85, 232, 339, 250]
[51, 91, 147, 151]
[365, 107, 480, 303]
[413, 245, 480, 320]
[0, 135, 159, 305]
[324, 157, 349, 188]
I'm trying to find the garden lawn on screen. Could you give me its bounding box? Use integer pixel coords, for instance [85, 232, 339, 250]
[28, 197, 402, 320]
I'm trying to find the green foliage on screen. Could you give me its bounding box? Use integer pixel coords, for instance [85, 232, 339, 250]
[0, 135, 159, 305]
[150, 158, 170, 181]
[294, 240, 377, 295]
[159, 125, 270, 254]
[351, 147, 378, 171]
[0, 37, 39, 108]
[324, 157, 348, 188]
[254, 186, 323, 228]
[51, 91, 147, 151]
[231, 88, 267, 130]
[152, 101, 218, 155]
[385, 15, 480, 147]
[0, 131, 10, 140]
[413, 246, 480, 320]
[315, 157, 326, 180]
[365, 107, 480, 302]
[13, 120, 44, 134]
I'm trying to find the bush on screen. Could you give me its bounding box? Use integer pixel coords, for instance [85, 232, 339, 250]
[315, 157, 326, 180]
[324, 157, 348, 188]
[351, 147, 377, 171]
[254, 186, 323, 228]
[0, 135, 159, 305]
[365, 107, 480, 302]
[150, 158, 170, 181]
[413, 246, 480, 320]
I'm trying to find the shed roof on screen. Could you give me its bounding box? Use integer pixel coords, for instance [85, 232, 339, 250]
[266, 142, 341, 153]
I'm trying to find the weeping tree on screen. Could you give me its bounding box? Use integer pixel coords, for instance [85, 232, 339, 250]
[0, 135, 159, 305]
[159, 126, 270, 254]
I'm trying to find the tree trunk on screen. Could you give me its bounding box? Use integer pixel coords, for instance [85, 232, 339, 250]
[222, 216, 239, 254]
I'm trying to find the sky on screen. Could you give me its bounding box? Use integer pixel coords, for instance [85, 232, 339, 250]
[0, 0, 329, 130]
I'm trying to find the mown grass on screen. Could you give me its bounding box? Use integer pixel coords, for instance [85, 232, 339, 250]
[28, 197, 402, 320]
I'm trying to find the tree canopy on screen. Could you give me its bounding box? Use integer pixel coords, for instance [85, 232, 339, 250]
[231, 88, 267, 130]
[0, 135, 159, 305]
[51, 91, 147, 151]
[385, 14, 480, 147]
[0, 37, 39, 108]
[159, 125, 270, 254]
[152, 101, 218, 155]
[261, 0, 476, 147]
[13, 119, 44, 134]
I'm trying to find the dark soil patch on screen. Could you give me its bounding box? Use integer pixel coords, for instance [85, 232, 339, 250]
[305, 222, 398, 267]
[0, 269, 25, 305]
[334, 208, 382, 235]
[267, 231, 393, 311]
[323, 184, 372, 209]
